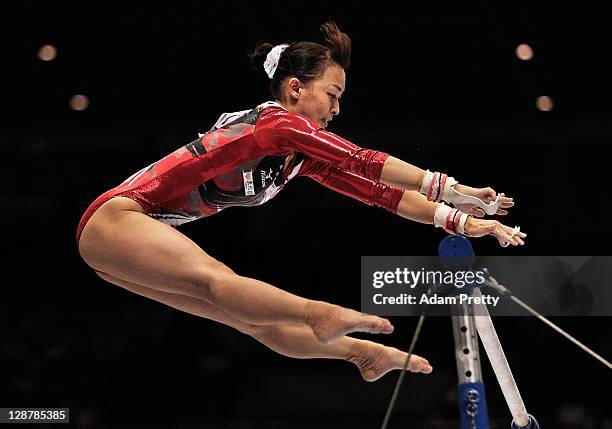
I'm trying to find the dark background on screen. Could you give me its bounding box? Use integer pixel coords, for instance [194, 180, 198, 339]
[2, 1, 611, 428]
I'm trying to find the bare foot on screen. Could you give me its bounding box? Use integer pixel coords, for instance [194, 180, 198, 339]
[347, 340, 433, 382]
[303, 301, 394, 344]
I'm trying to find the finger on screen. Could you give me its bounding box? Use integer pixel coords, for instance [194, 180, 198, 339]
[486, 187, 497, 200]
[494, 233, 509, 247]
[496, 231, 513, 246]
[501, 224, 517, 236]
[494, 227, 517, 247]
[496, 208, 509, 216]
[500, 199, 514, 208]
[510, 228, 526, 245]
[498, 236, 517, 247]
[507, 233, 520, 246]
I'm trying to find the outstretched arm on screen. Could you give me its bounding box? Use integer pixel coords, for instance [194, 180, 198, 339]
[297, 158, 525, 247]
[396, 191, 525, 247]
[381, 156, 515, 218]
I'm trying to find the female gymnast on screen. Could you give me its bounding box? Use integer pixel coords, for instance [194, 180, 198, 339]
[76, 21, 525, 382]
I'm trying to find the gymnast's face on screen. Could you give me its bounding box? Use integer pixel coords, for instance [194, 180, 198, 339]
[284, 63, 345, 129]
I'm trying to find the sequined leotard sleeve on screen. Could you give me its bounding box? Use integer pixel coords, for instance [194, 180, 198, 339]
[254, 106, 389, 182]
[294, 156, 404, 212]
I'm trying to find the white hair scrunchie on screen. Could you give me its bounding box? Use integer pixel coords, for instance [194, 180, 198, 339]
[263, 44, 289, 79]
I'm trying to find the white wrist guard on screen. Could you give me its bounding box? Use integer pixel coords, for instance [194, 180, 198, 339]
[421, 170, 503, 215]
[434, 203, 470, 235]
[420, 170, 457, 202]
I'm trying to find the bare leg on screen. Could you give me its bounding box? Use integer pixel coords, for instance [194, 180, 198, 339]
[95, 271, 432, 381]
[79, 197, 392, 343]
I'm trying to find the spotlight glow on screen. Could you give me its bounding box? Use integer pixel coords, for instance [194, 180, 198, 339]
[515, 44, 534, 61]
[70, 95, 90, 111]
[38, 45, 57, 61]
[535, 95, 554, 112]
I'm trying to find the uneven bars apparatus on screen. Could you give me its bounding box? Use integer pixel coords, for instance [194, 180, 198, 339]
[438, 235, 539, 429]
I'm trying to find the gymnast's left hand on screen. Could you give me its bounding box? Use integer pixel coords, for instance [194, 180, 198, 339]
[453, 184, 514, 217]
[464, 218, 526, 247]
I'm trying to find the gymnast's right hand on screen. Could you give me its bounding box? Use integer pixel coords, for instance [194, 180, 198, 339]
[464, 218, 526, 247]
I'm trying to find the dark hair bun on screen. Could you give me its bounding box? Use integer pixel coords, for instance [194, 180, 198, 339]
[249, 42, 274, 72]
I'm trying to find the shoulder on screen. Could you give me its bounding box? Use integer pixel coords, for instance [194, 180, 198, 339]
[256, 103, 322, 134]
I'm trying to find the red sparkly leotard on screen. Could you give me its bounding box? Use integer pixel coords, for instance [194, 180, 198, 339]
[76, 101, 405, 245]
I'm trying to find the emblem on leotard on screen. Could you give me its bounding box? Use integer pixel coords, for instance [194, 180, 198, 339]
[261, 168, 275, 187]
[243, 170, 255, 196]
[199, 155, 287, 210]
